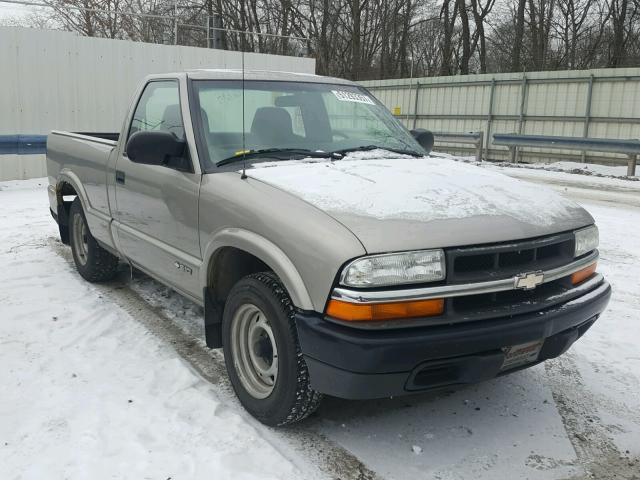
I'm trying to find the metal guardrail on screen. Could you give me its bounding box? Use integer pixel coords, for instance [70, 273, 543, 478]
[433, 131, 484, 162]
[0, 135, 47, 155]
[493, 133, 639, 176]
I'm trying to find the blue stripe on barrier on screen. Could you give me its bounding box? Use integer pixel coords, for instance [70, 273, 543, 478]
[0, 135, 47, 155]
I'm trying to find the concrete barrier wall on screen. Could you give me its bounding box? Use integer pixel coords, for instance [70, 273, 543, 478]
[361, 68, 640, 165]
[0, 26, 315, 181]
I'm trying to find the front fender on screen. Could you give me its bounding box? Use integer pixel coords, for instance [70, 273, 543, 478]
[200, 228, 314, 311]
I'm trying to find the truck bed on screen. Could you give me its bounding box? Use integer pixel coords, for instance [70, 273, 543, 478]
[46, 130, 121, 251]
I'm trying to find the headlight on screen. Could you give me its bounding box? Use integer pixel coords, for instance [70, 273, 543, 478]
[574, 225, 599, 257]
[340, 249, 446, 287]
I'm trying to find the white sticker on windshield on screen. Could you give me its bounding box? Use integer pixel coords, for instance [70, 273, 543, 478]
[332, 90, 376, 105]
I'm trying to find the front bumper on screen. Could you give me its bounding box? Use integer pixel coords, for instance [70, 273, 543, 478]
[295, 280, 611, 399]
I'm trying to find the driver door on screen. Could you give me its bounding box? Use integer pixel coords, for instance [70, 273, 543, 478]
[113, 79, 202, 300]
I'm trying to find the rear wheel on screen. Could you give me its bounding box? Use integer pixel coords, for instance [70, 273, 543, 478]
[69, 198, 119, 282]
[222, 272, 322, 426]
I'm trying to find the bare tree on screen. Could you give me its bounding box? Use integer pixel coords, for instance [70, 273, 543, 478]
[512, 0, 527, 70]
[457, 0, 472, 73]
[470, 0, 496, 72]
[439, 0, 459, 75]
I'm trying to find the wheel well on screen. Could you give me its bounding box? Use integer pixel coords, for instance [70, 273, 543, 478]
[56, 181, 78, 245]
[208, 247, 272, 304]
[203, 247, 272, 348]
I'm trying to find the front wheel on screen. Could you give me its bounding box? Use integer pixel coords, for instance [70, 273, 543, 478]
[222, 272, 322, 426]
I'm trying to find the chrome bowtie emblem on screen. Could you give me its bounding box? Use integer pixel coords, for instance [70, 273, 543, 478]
[514, 271, 544, 290]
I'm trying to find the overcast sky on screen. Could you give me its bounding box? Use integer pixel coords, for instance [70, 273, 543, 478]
[0, 3, 34, 21]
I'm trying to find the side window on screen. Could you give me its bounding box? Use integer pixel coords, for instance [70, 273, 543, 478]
[128, 81, 184, 141]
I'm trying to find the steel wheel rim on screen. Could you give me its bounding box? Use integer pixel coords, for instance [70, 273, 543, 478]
[231, 304, 278, 399]
[72, 213, 89, 266]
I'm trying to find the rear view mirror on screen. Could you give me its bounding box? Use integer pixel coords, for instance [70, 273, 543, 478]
[410, 129, 435, 154]
[274, 93, 315, 108]
[126, 131, 186, 166]
[274, 94, 302, 107]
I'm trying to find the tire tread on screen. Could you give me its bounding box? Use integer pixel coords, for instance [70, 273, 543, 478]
[69, 199, 120, 282]
[239, 271, 323, 426]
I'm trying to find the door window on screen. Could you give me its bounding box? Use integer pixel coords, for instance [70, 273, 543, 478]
[128, 81, 184, 141]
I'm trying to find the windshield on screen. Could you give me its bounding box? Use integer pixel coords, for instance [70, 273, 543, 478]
[191, 80, 425, 170]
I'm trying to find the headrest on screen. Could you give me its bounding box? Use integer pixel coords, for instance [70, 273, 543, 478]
[250, 107, 294, 144]
[161, 104, 185, 140]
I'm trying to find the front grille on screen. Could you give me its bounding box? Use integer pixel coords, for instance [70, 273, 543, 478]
[448, 276, 575, 322]
[435, 232, 583, 324]
[446, 232, 575, 284]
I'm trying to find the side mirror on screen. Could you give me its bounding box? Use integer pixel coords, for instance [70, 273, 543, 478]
[126, 131, 186, 166]
[410, 129, 435, 154]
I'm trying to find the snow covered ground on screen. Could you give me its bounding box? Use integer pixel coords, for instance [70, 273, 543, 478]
[1, 167, 639, 479]
[493, 160, 638, 180]
[449, 155, 638, 180]
[0, 179, 330, 480]
[517, 160, 636, 179]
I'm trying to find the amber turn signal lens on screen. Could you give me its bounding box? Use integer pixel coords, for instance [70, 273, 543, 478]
[326, 298, 444, 322]
[571, 262, 597, 285]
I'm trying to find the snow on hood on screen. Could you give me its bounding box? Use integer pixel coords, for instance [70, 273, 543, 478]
[246, 152, 593, 252]
[248, 153, 583, 224]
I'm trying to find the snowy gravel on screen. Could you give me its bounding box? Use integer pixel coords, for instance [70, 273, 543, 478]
[446, 155, 638, 180]
[1, 168, 639, 479]
[491, 160, 638, 180]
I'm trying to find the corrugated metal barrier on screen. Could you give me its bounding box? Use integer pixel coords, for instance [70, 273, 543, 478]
[0, 26, 315, 181]
[361, 68, 640, 167]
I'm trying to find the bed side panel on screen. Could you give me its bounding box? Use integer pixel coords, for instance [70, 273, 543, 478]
[46, 132, 117, 249]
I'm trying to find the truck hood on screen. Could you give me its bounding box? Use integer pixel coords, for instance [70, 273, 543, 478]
[247, 153, 593, 253]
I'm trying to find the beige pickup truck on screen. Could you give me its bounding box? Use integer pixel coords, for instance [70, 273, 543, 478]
[47, 69, 610, 426]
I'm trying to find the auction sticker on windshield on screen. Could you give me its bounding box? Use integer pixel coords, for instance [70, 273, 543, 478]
[501, 339, 544, 371]
[332, 90, 376, 105]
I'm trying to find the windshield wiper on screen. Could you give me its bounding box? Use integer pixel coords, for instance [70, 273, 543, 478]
[329, 145, 424, 158]
[217, 148, 336, 166]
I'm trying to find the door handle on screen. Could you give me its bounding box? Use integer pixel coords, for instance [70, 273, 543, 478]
[115, 170, 125, 184]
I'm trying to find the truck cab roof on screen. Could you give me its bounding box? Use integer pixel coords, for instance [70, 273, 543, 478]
[146, 69, 356, 86]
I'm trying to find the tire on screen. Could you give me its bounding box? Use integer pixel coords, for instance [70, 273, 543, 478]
[222, 272, 322, 426]
[69, 198, 120, 282]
